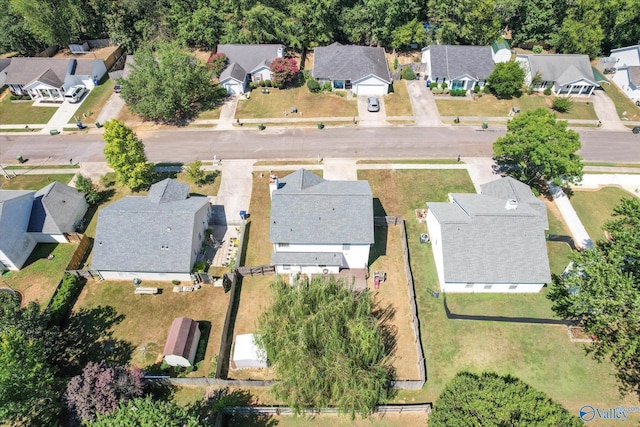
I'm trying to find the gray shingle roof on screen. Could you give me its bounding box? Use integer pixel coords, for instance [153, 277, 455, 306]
[426, 45, 495, 80]
[4, 57, 100, 86]
[147, 178, 189, 204]
[480, 176, 548, 229]
[312, 43, 391, 83]
[0, 59, 10, 73]
[28, 181, 87, 234]
[0, 191, 35, 269]
[523, 54, 597, 86]
[219, 62, 247, 82]
[217, 44, 284, 81]
[428, 177, 551, 284]
[271, 251, 344, 265]
[270, 169, 374, 244]
[91, 180, 209, 274]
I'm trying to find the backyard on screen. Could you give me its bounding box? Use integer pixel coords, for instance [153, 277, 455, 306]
[73, 281, 230, 377]
[570, 186, 635, 242]
[359, 169, 640, 419]
[235, 86, 357, 119]
[384, 80, 413, 117]
[435, 93, 598, 120]
[0, 88, 58, 124]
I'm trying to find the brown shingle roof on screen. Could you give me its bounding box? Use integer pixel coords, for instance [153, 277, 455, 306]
[163, 317, 199, 360]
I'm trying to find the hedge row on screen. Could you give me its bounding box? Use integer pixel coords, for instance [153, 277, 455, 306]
[47, 273, 84, 327]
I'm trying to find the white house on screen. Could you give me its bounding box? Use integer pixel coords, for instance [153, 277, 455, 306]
[91, 179, 210, 281]
[607, 45, 640, 105]
[516, 54, 598, 96]
[269, 169, 374, 276]
[163, 317, 201, 368]
[312, 43, 391, 95]
[232, 334, 267, 369]
[421, 45, 495, 91]
[426, 177, 551, 293]
[216, 44, 285, 94]
[0, 182, 88, 271]
[491, 39, 511, 63]
[4, 57, 107, 101]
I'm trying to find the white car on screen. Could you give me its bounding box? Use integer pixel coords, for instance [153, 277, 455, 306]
[64, 85, 87, 103]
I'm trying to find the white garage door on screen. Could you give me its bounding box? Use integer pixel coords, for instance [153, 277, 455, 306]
[224, 83, 242, 95]
[354, 84, 387, 95]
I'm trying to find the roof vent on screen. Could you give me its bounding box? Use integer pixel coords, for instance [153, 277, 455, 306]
[505, 199, 518, 210]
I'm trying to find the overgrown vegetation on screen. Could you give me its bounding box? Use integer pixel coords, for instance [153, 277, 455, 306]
[47, 273, 83, 327]
[486, 61, 525, 99]
[257, 276, 391, 418]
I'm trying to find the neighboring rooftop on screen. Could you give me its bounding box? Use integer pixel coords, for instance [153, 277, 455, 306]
[270, 169, 374, 244]
[216, 44, 284, 79]
[4, 57, 102, 85]
[520, 54, 597, 86]
[28, 181, 87, 234]
[491, 39, 510, 53]
[313, 43, 391, 83]
[425, 45, 495, 80]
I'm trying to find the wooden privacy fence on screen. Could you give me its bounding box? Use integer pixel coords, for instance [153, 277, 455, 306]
[237, 265, 275, 277]
[65, 234, 90, 271]
[374, 215, 402, 226]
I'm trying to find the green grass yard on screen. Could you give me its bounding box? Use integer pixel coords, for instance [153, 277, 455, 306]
[570, 186, 634, 242]
[1, 174, 75, 190]
[598, 78, 640, 122]
[235, 86, 357, 119]
[384, 80, 413, 117]
[359, 169, 640, 419]
[0, 89, 58, 124]
[69, 79, 116, 124]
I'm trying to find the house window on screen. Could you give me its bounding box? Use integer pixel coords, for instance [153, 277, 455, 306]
[342, 244, 350, 250]
[452, 80, 465, 89]
[345, 80, 352, 89]
[509, 285, 518, 290]
[278, 243, 289, 248]
[483, 284, 492, 290]
[465, 283, 473, 289]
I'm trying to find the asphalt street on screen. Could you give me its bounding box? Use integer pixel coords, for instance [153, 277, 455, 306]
[1, 126, 639, 164]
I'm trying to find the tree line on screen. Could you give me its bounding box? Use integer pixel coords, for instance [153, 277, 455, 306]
[1, 0, 638, 57]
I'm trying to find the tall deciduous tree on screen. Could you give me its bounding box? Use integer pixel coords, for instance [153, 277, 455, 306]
[88, 396, 200, 426]
[0, 0, 46, 55]
[551, 0, 603, 58]
[486, 61, 525, 99]
[257, 277, 391, 418]
[64, 361, 144, 423]
[428, 0, 501, 45]
[493, 108, 583, 190]
[0, 328, 60, 426]
[503, 0, 566, 46]
[429, 372, 582, 426]
[548, 197, 640, 393]
[120, 42, 225, 123]
[103, 120, 152, 190]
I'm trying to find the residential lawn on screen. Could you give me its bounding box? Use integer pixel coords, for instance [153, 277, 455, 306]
[197, 106, 222, 120]
[73, 280, 230, 377]
[69, 79, 116, 124]
[235, 86, 357, 119]
[228, 412, 428, 426]
[5, 164, 80, 170]
[384, 80, 413, 117]
[545, 199, 574, 276]
[1, 173, 75, 190]
[598, 77, 640, 122]
[3, 243, 77, 306]
[0, 88, 58, 124]
[359, 169, 640, 417]
[357, 159, 461, 164]
[570, 186, 633, 242]
[435, 93, 598, 120]
[584, 162, 640, 168]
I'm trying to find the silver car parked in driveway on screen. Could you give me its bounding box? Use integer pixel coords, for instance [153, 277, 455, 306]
[64, 85, 87, 103]
[367, 96, 380, 112]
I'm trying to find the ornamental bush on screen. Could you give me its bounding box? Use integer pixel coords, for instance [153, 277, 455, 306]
[307, 79, 320, 93]
[552, 96, 573, 113]
[401, 66, 415, 80]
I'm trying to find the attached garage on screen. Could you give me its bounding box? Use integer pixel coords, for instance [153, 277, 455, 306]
[353, 75, 389, 95]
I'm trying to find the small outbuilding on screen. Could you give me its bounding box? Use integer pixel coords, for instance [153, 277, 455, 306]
[163, 317, 201, 368]
[231, 334, 267, 369]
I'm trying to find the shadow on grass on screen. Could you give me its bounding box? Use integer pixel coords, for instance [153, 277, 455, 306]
[443, 295, 571, 326]
[372, 300, 398, 397]
[193, 387, 278, 426]
[194, 320, 212, 372]
[60, 305, 133, 376]
[21, 243, 57, 269]
[369, 226, 388, 266]
[548, 234, 577, 250]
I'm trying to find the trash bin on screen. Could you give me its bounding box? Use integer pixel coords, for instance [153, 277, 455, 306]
[482, 121, 488, 129]
[239, 210, 247, 220]
[49, 129, 59, 135]
[95, 121, 102, 128]
[76, 122, 84, 130]
[291, 107, 297, 113]
[16, 155, 24, 164]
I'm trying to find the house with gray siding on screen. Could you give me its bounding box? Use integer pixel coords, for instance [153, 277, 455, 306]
[516, 54, 598, 96]
[216, 44, 285, 94]
[421, 45, 495, 91]
[426, 177, 550, 293]
[312, 43, 391, 95]
[269, 169, 374, 276]
[92, 179, 210, 281]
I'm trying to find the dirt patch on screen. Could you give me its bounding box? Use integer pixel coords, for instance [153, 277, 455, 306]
[54, 46, 120, 60]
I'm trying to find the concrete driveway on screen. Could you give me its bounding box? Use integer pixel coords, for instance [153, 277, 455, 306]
[406, 80, 442, 126]
[96, 92, 125, 125]
[357, 95, 387, 127]
[591, 90, 628, 131]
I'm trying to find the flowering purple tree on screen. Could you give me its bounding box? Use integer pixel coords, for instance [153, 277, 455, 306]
[64, 361, 144, 424]
[270, 57, 300, 87]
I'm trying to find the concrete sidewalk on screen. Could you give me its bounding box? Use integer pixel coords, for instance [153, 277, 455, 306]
[550, 184, 593, 250]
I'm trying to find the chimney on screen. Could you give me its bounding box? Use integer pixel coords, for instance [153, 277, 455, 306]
[269, 175, 279, 199]
[505, 199, 518, 210]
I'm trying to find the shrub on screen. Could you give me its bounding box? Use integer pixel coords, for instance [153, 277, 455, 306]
[322, 82, 332, 91]
[75, 174, 101, 205]
[47, 274, 83, 327]
[543, 87, 552, 96]
[258, 123, 265, 131]
[172, 280, 180, 286]
[473, 85, 480, 94]
[432, 87, 443, 95]
[258, 80, 265, 87]
[192, 260, 207, 273]
[401, 66, 415, 80]
[249, 82, 256, 89]
[483, 85, 490, 94]
[486, 61, 525, 98]
[307, 79, 321, 93]
[450, 89, 466, 96]
[393, 58, 398, 70]
[100, 173, 116, 188]
[532, 45, 544, 54]
[441, 82, 448, 89]
[264, 79, 272, 87]
[270, 57, 299, 87]
[552, 96, 573, 113]
[430, 82, 438, 89]
[443, 87, 450, 94]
